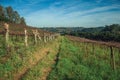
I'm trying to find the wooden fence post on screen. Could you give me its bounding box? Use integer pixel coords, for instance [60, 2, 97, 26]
[35, 30, 37, 44]
[84, 42, 88, 57]
[4, 23, 10, 53]
[50, 35, 52, 40]
[24, 28, 28, 47]
[110, 46, 116, 70]
[32, 29, 37, 44]
[4, 23, 9, 46]
[44, 33, 46, 43]
[46, 36, 49, 42]
[92, 43, 95, 54]
[119, 48, 120, 64]
[37, 34, 42, 41]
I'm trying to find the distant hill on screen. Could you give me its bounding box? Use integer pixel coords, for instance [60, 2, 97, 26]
[41, 27, 84, 35]
[40, 24, 120, 42]
[40, 26, 105, 35]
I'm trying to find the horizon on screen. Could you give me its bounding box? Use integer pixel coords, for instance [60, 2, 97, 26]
[0, 0, 120, 27]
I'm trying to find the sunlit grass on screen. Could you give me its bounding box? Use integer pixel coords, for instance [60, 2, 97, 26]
[48, 37, 120, 80]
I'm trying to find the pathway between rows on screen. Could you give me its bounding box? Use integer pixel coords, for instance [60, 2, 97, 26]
[13, 47, 50, 80]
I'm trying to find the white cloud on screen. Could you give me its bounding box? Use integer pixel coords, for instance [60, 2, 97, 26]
[25, 9, 120, 27]
[75, 11, 120, 27]
[24, 1, 120, 27]
[96, 0, 103, 3]
[64, 5, 120, 18]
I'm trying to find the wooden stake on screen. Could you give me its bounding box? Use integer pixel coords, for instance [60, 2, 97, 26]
[44, 33, 46, 43]
[119, 48, 120, 64]
[32, 29, 37, 44]
[24, 28, 28, 47]
[92, 43, 95, 54]
[110, 46, 116, 70]
[4, 23, 9, 47]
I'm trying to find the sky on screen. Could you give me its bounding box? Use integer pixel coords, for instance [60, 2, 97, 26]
[0, 0, 120, 27]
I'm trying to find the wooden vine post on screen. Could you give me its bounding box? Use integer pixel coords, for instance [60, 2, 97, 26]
[49, 34, 52, 41]
[4, 23, 9, 47]
[24, 28, 28, 47]
[119, 48, 120, 62]
[52, 35, 54, 40]
[110, 46, 116, 70]
[46, 35, 49, 42]
[37, 33, 42, 41]
[50, 35, 52, 41]
[92, 43, 95, 56]
[49, 34, 52, 40]
[83, 42, 88, 57]
[32, 29, 37, 44]
[44, 33, 47, 43]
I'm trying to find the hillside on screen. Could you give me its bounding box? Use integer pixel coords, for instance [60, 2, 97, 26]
[48, 36, 120, 80]
[0, 35, 120, 80]
[0, 5, 120, 80]
[0, 5, 53, 36]
[41, 24, 120, 42]
[0, 6, 60, 80]
[0, 21, 53, 36]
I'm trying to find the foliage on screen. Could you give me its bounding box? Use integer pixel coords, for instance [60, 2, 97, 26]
[0, 5, 26, 25]
[0, 34, 44, 79]
[70, 24, 120, 42]
[41, 24, 120, 42]
[48, 37, 120, 80]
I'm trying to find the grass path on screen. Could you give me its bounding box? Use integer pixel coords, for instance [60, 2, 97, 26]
[20, 37, 61, 80]
[13, 47, 50, 80]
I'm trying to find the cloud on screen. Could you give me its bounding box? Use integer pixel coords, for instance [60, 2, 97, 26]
[75, 11, 120, 27]
[25, 5, 120, 27]
[24, 0, 45, 6]
[64, 5, 120, 18]
[96, 0, 103, 3]
[1, 0, 120, 27]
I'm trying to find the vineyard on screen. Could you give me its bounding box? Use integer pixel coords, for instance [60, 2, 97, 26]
[0, 22, 120, 80]
[0, 22, 60, 80]
[48, 37, 120, 80]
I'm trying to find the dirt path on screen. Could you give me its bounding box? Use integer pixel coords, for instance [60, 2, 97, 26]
[14, 38, 62, 80]
[39, 40, 62, 80]
[13, 47, 50, 80]
[40, 48, 60, 80]
[21, 39, 61, 80]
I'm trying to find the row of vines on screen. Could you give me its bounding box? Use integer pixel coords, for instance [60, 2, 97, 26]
[66, 35, 120, 71]
[0, 23, 59, 57]
[0, 23, 60, 80]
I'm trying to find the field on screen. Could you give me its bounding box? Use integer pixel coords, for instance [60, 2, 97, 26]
[0, 32, 120, 80]
[0, 32, 61, 80]
[48, 37, 120, 80]
[0, 3, 120, 80]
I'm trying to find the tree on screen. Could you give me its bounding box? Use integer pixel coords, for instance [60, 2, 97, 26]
[6, 6, 13, 22]
[0, 5, 4, 17]
[0, 5, 9, 22]
[20, 17, 26, 25]
[0, 5, 26, 25]
[13, 11, 21, 24]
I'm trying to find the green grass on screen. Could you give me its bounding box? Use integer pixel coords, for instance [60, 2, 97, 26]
[0, 35, 120, 80]
[0, 34, 59, 80]
[48, 37, 120, 80]
[21, 38, 60, 80]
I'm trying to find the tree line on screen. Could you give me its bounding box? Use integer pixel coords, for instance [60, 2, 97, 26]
[69, 24, 120, 42]
[41, 24, 120, 42]
[0, 5, 26, 25]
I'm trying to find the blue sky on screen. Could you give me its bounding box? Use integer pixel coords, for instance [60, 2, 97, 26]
[0, 0, 120, 27]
